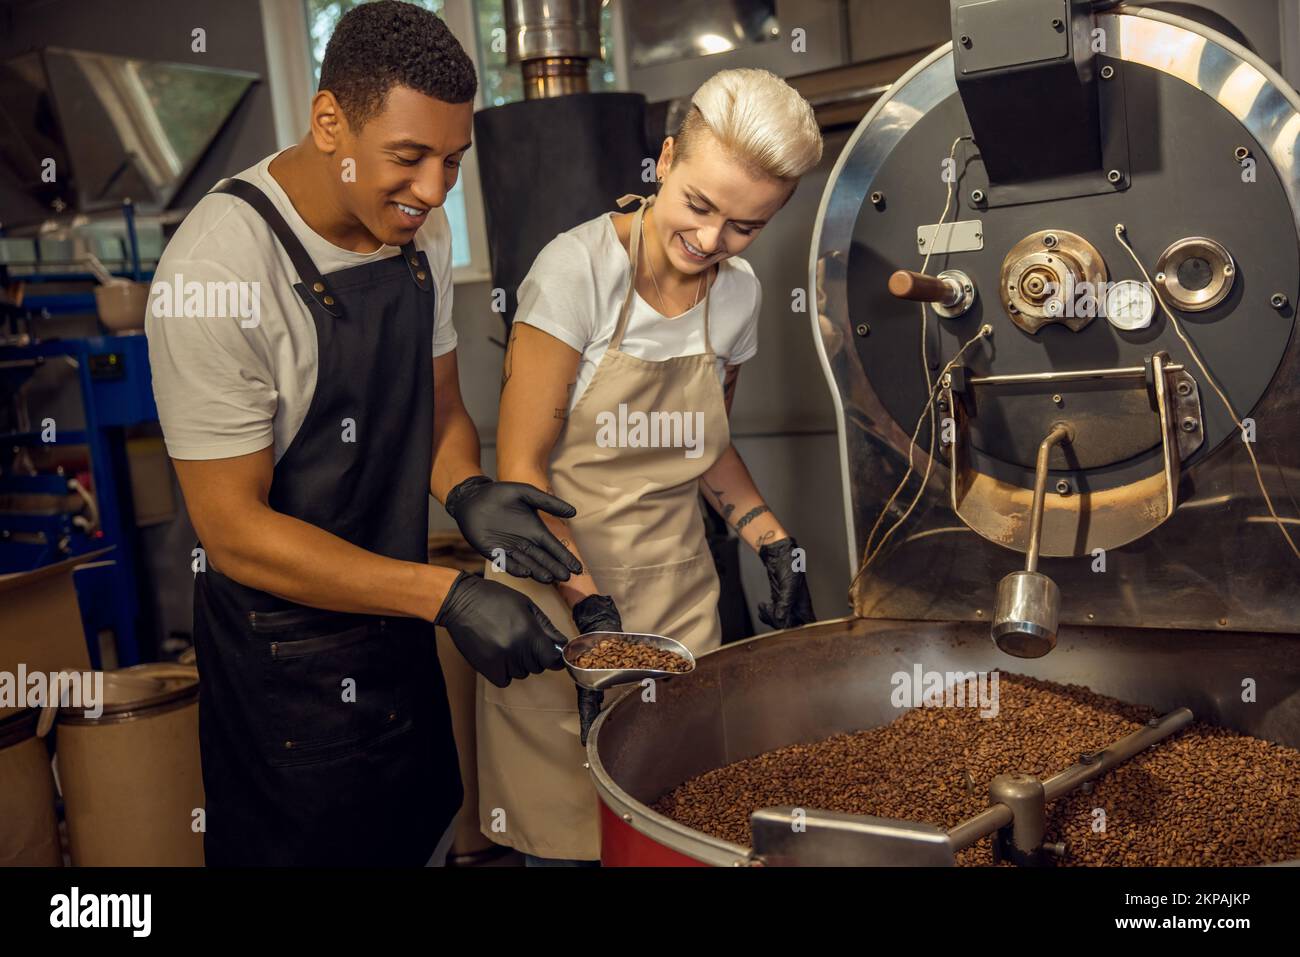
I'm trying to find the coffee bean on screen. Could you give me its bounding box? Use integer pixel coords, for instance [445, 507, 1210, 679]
[574, 636, 690, 673]
[651, 673, 1300, 865]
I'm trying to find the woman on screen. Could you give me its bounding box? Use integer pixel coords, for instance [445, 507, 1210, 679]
[478, 68, 823, 865]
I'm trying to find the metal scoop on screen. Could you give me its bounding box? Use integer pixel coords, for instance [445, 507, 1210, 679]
[554, 631, 696, 744]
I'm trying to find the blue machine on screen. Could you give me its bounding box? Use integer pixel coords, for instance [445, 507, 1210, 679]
[1, 201, 157, 667]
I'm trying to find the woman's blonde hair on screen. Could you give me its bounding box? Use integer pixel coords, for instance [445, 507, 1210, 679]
[672, 68, 823, 181]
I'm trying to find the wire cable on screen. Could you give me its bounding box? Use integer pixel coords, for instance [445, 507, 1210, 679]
[1114, 223, 1300, 560]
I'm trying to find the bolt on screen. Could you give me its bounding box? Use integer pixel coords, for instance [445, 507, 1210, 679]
[1043, 233, 1059, 248]
[1052, 393, 1063, 405]
[975, 609, 984, 617]
[870, 190, 885, 208]
[1218, 617, 1228, 627]
[1234, 146, 1250, 161]
[1181, 417, 1198, 432]
[1107, 169, 1123, 184]
[960, 34, 972, 47]
[855, 323, 870, 336]
[1271, 292, 1288, 309]
[1051, 17, 1063, 30]
[1056, 479, 1071, 495]
[971, 188, 985, 204]
[1176, 380, 1192, 396]
[918, 236, 926, 246]
[1100, 64, 1114, 79]
[1087, 613, 1096, 621]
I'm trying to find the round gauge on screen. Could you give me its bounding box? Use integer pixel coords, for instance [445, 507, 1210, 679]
[1104, 279, 1156, 331]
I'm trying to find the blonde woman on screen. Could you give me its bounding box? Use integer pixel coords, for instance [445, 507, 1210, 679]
[479, 69, 824, 865]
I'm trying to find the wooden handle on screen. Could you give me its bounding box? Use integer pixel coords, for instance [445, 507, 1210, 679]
[889, 269, 953, 303]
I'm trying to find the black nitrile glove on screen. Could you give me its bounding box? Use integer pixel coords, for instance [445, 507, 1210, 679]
[572, 593, 623, 635]
[757, 537, 816, 631]
[570, 595, 622, 746]
[444, 475, 583, 584]
[435, 572, 567, 687]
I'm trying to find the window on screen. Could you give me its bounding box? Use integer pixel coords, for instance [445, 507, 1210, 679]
[303, 0, 475, 271]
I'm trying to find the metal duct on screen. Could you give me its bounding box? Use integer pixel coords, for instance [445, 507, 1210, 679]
[504, 0, 604, 99]
[0, 47, 256, 223]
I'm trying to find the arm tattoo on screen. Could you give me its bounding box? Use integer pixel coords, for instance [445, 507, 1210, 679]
[554, 381, 575, 419]
[705, 481, 734, 521]
[735, 505, 771, 531]
[756, 529, 777, 547]
[501, 325, 517, 392]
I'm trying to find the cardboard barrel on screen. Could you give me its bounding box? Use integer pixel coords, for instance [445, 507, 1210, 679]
[56, 663, 204, 866]
[0, 708, 62, 866]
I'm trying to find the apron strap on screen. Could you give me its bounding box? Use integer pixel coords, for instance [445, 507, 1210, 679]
[611, 193, 716, 356]
[399, 242, 434, 293]
[211, 178, 341, 317]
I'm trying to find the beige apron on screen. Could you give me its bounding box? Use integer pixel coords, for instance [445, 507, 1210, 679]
[476, 193, 731, 859]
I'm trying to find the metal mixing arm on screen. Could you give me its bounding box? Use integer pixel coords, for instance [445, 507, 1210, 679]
[749, 706, 1194, 866]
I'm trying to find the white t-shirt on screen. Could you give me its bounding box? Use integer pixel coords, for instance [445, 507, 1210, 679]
[145, 149, 457, 462]
[516, 212, 760, 412]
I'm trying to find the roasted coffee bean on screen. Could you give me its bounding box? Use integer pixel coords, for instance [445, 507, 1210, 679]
[574, 636, 691, 673]
[651, 673, 1300, 866]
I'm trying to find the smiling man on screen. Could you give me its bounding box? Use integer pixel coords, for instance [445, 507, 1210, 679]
[146, 1, 581, 866]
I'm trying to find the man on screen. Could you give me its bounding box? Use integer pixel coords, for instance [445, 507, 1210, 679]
[146, 1, 580, 866]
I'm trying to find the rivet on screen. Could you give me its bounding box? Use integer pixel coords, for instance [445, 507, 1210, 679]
[324, 295, 335, 305]
[1107, 169, 1123, 184]
[1100, 65, 1114, 79]
[410, 256, 419, 266]
[312, 282, 325, 293]
[416, 270, 427, 281]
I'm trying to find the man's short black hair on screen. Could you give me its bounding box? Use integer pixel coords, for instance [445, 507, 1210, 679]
[319, 0, 477, 130]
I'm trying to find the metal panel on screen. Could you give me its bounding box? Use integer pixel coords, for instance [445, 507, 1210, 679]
[807, 11, 1300, 633]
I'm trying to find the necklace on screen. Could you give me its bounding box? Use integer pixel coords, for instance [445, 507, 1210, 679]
[641, 211, 706, 316]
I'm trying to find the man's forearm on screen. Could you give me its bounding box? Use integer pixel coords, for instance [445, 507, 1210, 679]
[700, 444, 789, 551]
[207, 504, 459, 621]
[430, 404, 484, 503]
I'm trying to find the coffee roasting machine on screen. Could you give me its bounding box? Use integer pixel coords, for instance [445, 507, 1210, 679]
[587, 2, 1300, 866]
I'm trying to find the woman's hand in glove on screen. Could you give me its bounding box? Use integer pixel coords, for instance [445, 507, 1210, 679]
[757, 537, 816, 631]
[444, 475, 583, 584]
[572, 593, 623, 635]
[435, 572, 568, 687]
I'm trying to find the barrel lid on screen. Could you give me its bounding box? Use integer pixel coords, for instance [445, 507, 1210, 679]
[57, 663, 197, 723]
[0, 708, 39, 749]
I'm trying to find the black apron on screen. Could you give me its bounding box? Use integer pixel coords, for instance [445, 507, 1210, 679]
[191, 178, 462, 866]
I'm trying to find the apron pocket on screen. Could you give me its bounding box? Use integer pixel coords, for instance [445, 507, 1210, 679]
[251, 610, 413, 767]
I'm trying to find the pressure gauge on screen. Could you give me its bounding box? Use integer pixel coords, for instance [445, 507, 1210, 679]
[1105, 279, 1156, 331]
